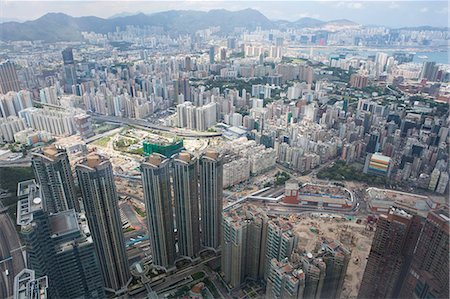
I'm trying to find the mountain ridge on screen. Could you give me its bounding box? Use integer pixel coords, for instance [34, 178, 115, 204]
[0, 9, 274, 41]
[1, 9, 439, 42]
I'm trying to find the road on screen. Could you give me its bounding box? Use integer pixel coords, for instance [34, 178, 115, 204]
[90, 114, 223, 138]
[151, 255, 221, 293]
[0, 206, 26, 298]
[85, 127, 122, 144]
[0, 159, 31, 168]
[265, 203, 359, 216]
[120, 201, 144, 229]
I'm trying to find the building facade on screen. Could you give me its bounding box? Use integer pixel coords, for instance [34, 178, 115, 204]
[200, 150, 223, 250]
[0, 61, 20, 93]
[32, 145, 79, 213]
[17, 184, 104, 299]
[76, 153, 130, 295]
[221, 205, 268, 289]
[399, 209, 449, 299]
[141, 154, 177, 269]
[173, 152, 201, 259]
[358, 207, 424, 298]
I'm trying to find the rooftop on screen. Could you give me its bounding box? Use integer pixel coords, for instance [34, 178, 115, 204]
[17, 180, 43, 227]
[17, 179, 38, 198]
[49, 210, 80, 237]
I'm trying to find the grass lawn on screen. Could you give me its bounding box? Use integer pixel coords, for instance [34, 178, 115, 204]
[123, 226, 135, 233]
[92, 136, 111, 147]
[133, 205, 146, 217]
[317, 160, 387, 185]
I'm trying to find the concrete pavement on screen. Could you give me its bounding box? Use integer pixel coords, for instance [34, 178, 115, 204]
[0, 207, 26, 298]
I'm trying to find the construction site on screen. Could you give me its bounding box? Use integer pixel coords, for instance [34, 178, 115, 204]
[291, 213, 375, 299]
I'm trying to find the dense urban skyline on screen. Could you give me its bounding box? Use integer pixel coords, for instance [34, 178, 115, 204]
[0, 1, 448, 298]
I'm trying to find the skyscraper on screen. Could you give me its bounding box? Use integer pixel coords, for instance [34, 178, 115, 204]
[358, 206, 424, 299]
[221, 204, 268, 289]
[0, 60, 21, 93]
[264, 218, 298, 279]
[173, 152, 201, 259]
[220, 48, 227, 61]
[185, 56, 192, 72]
[199, 150, 223, 250]
[209, 46, 215, 64]
[227, 37, 236, 49]
[266, 238, 350, 299]
[177, 78, 191, 103]
[32, 145, 79, 213]
[76, 153, 130, 295]
[399, 209, 449, 299]
[62, 48, 76, 92]
[420, 61, 438, 81]
[17, 180, 105, 298]
[315, 238, 351, 299]
[375, 52, 388, 77]
[266, 258, 306, 299]
[61, 48, 74, 65]
[141, 154, 177, 269]
[13, 269, 48, 299]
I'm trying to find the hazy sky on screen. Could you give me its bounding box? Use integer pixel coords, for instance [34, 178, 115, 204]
[0, 1, 448, 27]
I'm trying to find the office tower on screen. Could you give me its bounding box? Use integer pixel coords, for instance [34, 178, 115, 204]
[428, 168, 441, 191]
[365, 132, 379, 153]
[220, 48, 227, 61]
[264, 218, 298, 279]
[435, 171, 449, 194]
[209, 46, 215, 64]
[62, 48, 76, 92]
[200, 150, 223, 250]
[177, 78, 191, 102]
[221, 204, 268, 289]
[17, 180, 105, 298]
[61, 48, 74, 65]
[227, 37, 236, 49]
[0, 61, 21, 93]
[399, 209, 449, 299]
[185, 56, 192, 72]
[141, 154, 177, 269]
[31, 145, 79, 213]
[358, 207, 424, 299]
[173, 152, 200, 259]
[76, 153, 130, 295]
[420, 61, 438, 81]
[13, 269, 48, 299]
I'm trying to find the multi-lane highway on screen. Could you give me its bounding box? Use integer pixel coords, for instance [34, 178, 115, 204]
[90, 114, 222, 138]
[0, 158, 31, 168]
[0, 205, 26, 298]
